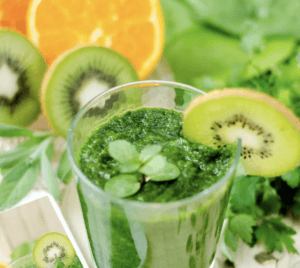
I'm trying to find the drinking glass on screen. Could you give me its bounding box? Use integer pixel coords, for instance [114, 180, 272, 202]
[67, 81, 242, 268]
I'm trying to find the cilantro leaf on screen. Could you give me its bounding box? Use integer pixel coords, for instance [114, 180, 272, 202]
[255, 216, 298, 253]
[281, 168, 300, 189]
[229, 214, 256, 244]
[230, 175, 260, 213]
[223, 225, 239, 252]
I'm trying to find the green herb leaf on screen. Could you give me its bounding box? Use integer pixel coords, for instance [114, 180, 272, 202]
[230, 175, 260, 213]
[281, 169, 300, 189]
[255, 216, 298, 253]
[139, 154, 166, 175]
[108, 140, 139, 163]
[119, 159, 141, 173]
[0, 123, 34, 137]
[54, 258, 65, 268]
[0, 161, 40, 211]
[150, 162, 180, 181]
[224, 225, 239, 252]
[41, 146, 61, 201]
[10, 240, 37, 261]
[139, 145, 162, 162]
[57, 149, 73, 184]
[104, 174, 141, 198]
[220, 234, 233, 262]
[229, 214, 256, 244]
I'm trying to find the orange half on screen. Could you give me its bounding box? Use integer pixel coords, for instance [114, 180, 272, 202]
[27, 0, 165, 79]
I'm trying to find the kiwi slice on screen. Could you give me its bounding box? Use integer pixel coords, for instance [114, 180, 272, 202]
[0, 29, 47, 127]
[33, 232, 75, 267]
[41, 45, 140, 138]
[182, 88, 300, 177]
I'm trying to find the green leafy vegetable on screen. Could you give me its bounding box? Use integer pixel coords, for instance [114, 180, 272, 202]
[41, 141, 62, 201]
[150, 162, 180, 181]
[0, 123, 34, 137]
[108, 140, 139, 163]
[139, 154, 166, 175]
[104, 174, 141, 198]
[105, 140, 181, 197]
[139, 144, 162, 162]
[57, 149, 73, 184]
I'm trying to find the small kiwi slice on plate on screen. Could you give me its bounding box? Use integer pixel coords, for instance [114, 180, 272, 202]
[0, 29, 47, 127]
[33, 232, 75, 267]
[41, 45, 140, 139]
[182, 88, 300, 177]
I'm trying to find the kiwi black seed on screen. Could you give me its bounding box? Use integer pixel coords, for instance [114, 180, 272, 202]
[0, 29, 47, 127]
[210, 114, 274, 160]
[33, 232, 75, 267]
[183, 88, 300, 177]
[41, 45, 140, 138]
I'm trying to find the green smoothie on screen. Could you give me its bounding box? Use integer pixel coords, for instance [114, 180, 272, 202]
[77, 107, 236, 268]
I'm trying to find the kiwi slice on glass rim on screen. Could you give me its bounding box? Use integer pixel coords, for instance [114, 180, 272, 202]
[182, 88, 300, 178]
[0, 29, 47, 127]
[41, 45, 139, 138]
[33, 232, 75, 267]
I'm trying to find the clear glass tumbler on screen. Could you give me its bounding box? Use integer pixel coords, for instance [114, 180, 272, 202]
[67, 81, 242, 268]
[6, 255, 35, 268]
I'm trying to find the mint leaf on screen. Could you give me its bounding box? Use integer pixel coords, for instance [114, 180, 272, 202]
[281, 169, 300, 188]
[255, 216, 298, 253]
[0, 161, 40, 211]
[150, 162, 180, 181]
[0, 123, 34, 137]
[41, 147, 61, 201]
[119, 159, 141, 173]
[139, 145, 162, 162]
[54, 258, 65, 268]
[220, 234, 233, 262]
[105, 174, 141, 198]
[229, 214, 256, 244]
[57, 150, 73, 184]
[139, 154, 166, 175]
[108, 140, 139, 163]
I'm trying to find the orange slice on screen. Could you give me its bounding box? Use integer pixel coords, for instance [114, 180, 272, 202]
[27, 0, 165, 80]
[0, 261, 10, 268]
[0, 0, 29, 34]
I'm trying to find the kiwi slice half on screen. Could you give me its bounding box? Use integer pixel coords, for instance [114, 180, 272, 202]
[41, 45, 139, 138]
[33, 232, 75, 267]
[0, 29, 47, 127]
[183, 88, 300, 177]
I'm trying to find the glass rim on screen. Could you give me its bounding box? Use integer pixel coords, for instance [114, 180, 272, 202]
[67, 80, 242, 210]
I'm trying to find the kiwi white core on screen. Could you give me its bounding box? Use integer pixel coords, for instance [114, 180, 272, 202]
[44, 242, 65, 262]
[76, 78, 110, 109]
[0, 64, 19, 100]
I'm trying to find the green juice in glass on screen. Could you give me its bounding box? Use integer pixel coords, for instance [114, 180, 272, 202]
[67, 81, 241, 268]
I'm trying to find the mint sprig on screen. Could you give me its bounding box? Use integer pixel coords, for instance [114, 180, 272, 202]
[105, 140, 180, 198]
[0, 123, 73, 211]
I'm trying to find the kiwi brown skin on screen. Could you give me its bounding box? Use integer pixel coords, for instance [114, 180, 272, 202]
[183, 88, 300, 177]
[40, 44, 140, 138]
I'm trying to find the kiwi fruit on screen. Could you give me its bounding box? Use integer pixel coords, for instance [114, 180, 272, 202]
[33, 232, 75, 267]
[0, 29, 47, 127]
[183, 88, 300, 178]
[41, 45, 140, 138]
